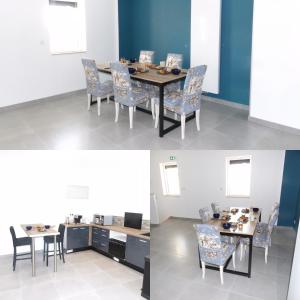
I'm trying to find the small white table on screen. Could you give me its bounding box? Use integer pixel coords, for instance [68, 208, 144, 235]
[21, 224, 60, 276]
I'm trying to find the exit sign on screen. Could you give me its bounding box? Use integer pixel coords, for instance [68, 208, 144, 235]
[170, 156, 176, 161]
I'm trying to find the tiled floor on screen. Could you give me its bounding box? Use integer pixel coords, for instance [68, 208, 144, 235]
[151, 218, 296, 300]
[0, 91, 299, 149]
[0, 250, 144, 300]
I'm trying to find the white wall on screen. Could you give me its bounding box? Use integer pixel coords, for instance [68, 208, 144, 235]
[151, 151, 285, 224]
[288, 224, 300, 300]
[0, 151, 149, 255]
[191, 0, 221, 94]
[250, 0, 300, 130]
[0, 0, 119, 108]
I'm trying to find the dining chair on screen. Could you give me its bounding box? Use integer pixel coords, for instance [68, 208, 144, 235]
[82, 58, 114, 116]
[151, 53, 184, 119]
[43, 224, 65, 267]
[9, 226, 32, 271]
[154, 65, 207, 139]
[139, 50, 155, 64]
[240, 210, 279, 263]
[199, 207, 211, 223]
[110, 62, 152, 129]
[193, 224, 236, 285]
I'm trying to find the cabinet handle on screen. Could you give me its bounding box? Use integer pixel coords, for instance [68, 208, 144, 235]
[101, 234, 107, 237]
[72, 228, 79, 230]
[80, 228, 86, 230]
[139, 239, 148, 243]
[101, 243, 106, 247]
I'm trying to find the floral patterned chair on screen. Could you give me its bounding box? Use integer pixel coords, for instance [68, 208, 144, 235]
[110, 62, 151, 129]
[139, 50, 155, 64]
[82, 58, 113, 116]
[154, 65, 207, 139]
[199, 207, 211, 223]
[211, 202, 221, 214]
[240, 210, 279, 263]
[193, 224, 237, 285]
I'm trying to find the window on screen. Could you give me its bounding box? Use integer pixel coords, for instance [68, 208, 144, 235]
[160, 162, 181, 196]
[226, 156, 251, 197]
[48, 0, 87, 54]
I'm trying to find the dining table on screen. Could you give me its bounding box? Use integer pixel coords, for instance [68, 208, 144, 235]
[97, 62, 193, 138]
[21, 224, 60, 276]
[205, 207, 262, 278]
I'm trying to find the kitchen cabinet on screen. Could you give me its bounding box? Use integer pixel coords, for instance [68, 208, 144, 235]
[92, 227, 109, 253]
[125, 236, 150, 269]
[66, 226, 89, 250]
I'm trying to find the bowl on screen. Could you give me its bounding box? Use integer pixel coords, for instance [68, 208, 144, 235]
[253, 208, 259, 213]
[26, 225, 32, 231]
[171, 68, 181, 75]
[128, 67, 137, 74]
[45, 225, 50, 229]
[213, 213, 220, 219]
[130, 58, 137, 63]
[223, 223, 231, 230]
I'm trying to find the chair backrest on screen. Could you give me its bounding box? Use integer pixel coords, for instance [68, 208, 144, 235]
[268, 210, 279, 234]
[166, 53, 183, 69]
[58, 224, 65, 241]
[211, 202, 220, 214]
[181, 65, 207, 111]
[139, 51, 155, 64]
[199, 207, 211, 223]
[110, 62, 133, 105]
[9, 226, 17, 247]
[272, 202, 280, 213]
[81, 58, 101, 95]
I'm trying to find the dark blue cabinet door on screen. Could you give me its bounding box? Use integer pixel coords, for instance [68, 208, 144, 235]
[67, 227, 89, 250]
[92, 227, 109, 252]
[125, 236, 150, 269]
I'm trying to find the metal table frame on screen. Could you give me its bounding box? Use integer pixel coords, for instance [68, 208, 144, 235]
[97, 66, 192, 138]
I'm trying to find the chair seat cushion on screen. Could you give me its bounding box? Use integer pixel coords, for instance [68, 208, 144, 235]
[94, 80, 113, 97]
[16, 237, 31, 247]
[241, 223, 270, 248]
[131, 87, 150, 106]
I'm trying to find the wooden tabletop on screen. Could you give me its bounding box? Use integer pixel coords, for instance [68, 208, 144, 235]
[97, 63, 187, 85]
[207, 207, 261, 237]
[21, 224, 60, 238]
[64, 223, 150, 240]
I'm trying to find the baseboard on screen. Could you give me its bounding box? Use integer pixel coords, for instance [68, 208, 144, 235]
[202, 95, 249, 111]
[169, 216, 201, 222]
[248, 116, 300, 136]
[0, 89, 86, 112]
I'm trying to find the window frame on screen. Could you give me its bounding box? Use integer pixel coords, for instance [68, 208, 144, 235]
[225, 155, 252, 198]
[48, 0, 87, 55]
[160, 162, 181, 197]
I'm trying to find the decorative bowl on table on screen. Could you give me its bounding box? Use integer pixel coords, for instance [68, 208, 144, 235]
[242, 208, 250, 214]
[37, 226, 45, 232]
[221, 215, 231, 222]
[231, 208, 239, 215]
[252, 208, 259, 213]
[128, 67, 137, 75]
[213, 213, 220, 219]
[45, 225, 51, 230]
[158, 68, 169, 75]
[26, 225, 32, 231]
[223, 223, 231, 230]
[171, 68, 181, 75]
[239, 215, 249, 223]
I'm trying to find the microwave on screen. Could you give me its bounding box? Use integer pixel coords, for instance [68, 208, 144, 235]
[93, 214, 113, 226]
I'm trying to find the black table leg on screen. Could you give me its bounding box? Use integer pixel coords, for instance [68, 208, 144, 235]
[159, 85, 164, 138]
[248, 236, 253, 278]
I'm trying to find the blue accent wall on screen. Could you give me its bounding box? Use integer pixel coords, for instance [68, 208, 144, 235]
[278, 151, 300, 230]
[118, 0, 253, 105]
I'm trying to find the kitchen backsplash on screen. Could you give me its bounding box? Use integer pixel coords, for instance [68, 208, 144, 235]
[113, 216, 150, 230]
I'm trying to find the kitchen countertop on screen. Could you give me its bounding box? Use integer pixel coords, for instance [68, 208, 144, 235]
[64, 223, 150, 240]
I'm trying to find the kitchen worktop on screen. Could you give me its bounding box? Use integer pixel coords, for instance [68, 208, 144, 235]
[64, 223, 150, 240]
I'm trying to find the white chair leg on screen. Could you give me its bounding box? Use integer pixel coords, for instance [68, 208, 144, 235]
[134, 106, 137, 112]
[146, 100, 149, 109]
[87, 94, 91, 111]
[181, 115, 186, 140]
[196, 109, 200, 131]
[164, 108, 167, 115]
[151, 98, 155, 120]
[265, 246, 268, 264]
[115, 102, 119, 123]
[107, 95, 110, 104]
[121, 104, 124, 110]
[220, 266, 224, 285]
[232, 251, 236, 270]
[174, 113, 178, 120]
[201, 261, 206, 279]
[97, 97, 101, 116]
[129, 107, 134, 129]
[155, 104, 159, 129]
[240, 244, 244, 261]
